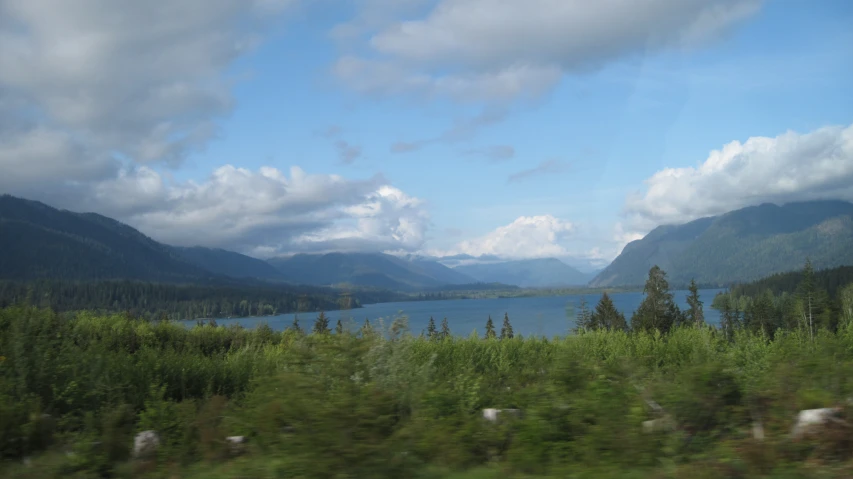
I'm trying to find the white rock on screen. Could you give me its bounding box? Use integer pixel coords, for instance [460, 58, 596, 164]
[791, 407, 843, 439]
[482, 408, 522, 423]
[225, 435, 248, 456]
[133, 430, 160, 459]
[483, 408, 500, 422]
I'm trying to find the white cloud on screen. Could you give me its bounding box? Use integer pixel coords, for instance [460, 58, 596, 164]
[625, 123, 853, 231]
[334, 0, 762, 101]
[444, 215, 575, 259]
[293, 185, 428, 252]
[47, 164, 430, 256]
[0, 0, 293, 187]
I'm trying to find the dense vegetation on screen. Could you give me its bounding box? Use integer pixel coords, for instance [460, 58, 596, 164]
[591, 200, 853, 288]
[712, 260, 853, 340]
[728, 265, 853, 299]
[3, 263, 853, 478]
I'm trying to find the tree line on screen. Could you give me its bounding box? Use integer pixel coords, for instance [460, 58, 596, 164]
[0, 279, 352, 320]
[712, 259, 853, 340]
[566, 260, 853, 341]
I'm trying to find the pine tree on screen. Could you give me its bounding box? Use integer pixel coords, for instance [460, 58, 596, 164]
[291, 315, 303, 335]
[686, 279, 705, 326]
[484, 315, 496, 339]
[590, 292, 627, 331]
[427, 316, 438, 340]
[577, 296, 592, 329]
[440, 317, 451, 340]
[630, 266, 679, 334]
[335, 319, 343, 335]
[747, 290, 776, 336]
[313, 311, 330, 335]
[500, 312, 514, 339]
[717, 293, 738, 341]
[361, 318, 373, 337]
[574, 297, 594, 331]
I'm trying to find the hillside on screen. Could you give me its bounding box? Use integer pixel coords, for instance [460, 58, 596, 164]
[591, 200, 853, 287]
[267, 252, 476, 290]
[0, 195, 218, 283]
[172, 246, 287, 282]
[454, 258, 592, 287]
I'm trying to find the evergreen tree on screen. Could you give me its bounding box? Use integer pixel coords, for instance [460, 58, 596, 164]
[746, 290, 776, 336]
[335, 319, 343, 335]
[291, 315, 303, 335]
[717, 293, 739, 341]
[686, 279, 705, 326]
[361, 318, 373, 337]
[427, 316, 437, 340]
[590, 292, 628, 331]
[574, 297, 594, 332]
[313, 311, 330, 335]
[630, 266, 680, 334]
[484, 315, 496, 339]
[500, 312, 514, 339]
[840, 284, 853, 330]
[440, 317, 451, 340]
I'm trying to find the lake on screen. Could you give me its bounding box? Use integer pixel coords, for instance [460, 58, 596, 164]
[184, 289, 725, 338]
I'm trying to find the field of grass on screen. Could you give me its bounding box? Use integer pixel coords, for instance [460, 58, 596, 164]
[3, 304, 853, 478]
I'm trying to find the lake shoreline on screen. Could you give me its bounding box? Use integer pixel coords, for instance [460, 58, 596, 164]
[182, 289, 725, 338]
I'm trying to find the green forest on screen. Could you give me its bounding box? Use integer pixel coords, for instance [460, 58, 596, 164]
[2, 264, 853, 478]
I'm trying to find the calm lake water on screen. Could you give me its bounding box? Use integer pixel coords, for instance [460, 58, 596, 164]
[184, 289, 724, 338]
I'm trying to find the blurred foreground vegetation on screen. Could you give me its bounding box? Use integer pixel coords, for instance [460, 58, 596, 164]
[2, 263, 853, 478]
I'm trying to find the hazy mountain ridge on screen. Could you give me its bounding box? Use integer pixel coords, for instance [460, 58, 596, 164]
[454, 257, 593, 287]
[0, 195, 475, 291]
[266, 252, 477, 291]
[171, 246, 288, 282]
[591, 200, 853, 287]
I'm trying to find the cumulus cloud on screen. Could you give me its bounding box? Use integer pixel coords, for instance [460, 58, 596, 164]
[507, 159, 566, 183]
[625, 122, 853, 232]
[0, 0, 293, 187]
[334, 0, 762, 101]
[52, 165, 429, 256]
[445, 215, 575, 259]
[293, 185, 428, 253]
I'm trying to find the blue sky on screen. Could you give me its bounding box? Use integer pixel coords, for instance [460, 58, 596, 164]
[1, 0, 852, 271]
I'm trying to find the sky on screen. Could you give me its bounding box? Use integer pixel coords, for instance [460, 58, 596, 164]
[1, 0, 851, 272]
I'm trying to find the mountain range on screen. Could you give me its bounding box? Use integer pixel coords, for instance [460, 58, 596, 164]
[591, 200, 853, 287]
[266, 252, 477, 290]
[453, 258, 593, 287]
[0, 194, 585, 290]
[4, 194, 852, 291]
